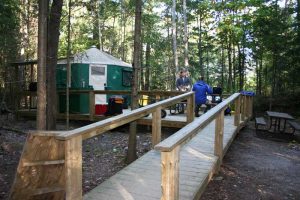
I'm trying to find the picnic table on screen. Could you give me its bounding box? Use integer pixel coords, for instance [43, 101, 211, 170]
[266, 111, 294, 133]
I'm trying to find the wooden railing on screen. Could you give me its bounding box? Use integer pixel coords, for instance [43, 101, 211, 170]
[154, 93, 253, 200]
[18, 90, 230, 115]
[18, 90, 186, 114]
[10, 91, 253, 200]
[10, 91, 195, 200]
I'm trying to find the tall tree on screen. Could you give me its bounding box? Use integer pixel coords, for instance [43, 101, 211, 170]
[46, 0, 63, 130]
[172, 0, 178, 73]
[183, 0, 189, 68]
[127, 0, 142, 164]
[37, 0, 48, 130]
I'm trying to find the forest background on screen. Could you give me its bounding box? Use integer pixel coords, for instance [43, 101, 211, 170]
[1, 0, 300, 114]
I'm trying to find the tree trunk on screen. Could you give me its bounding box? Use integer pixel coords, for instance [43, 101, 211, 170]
[97, 0, 102, 50]
[46, 0, 63, 130]
[145, 42, 150, 90]
[37, 0, 48, 130]
[232, 45, 236, 91]
[183, 0, 188, 68]
[221, 43, 225, 89]
[198, 16, 204, 77]
[127, 0, 142, 164]
[227, 37, 232, 93]
[206, 47, 209, 84]
[140, 33, 144, 90]
[110, 16, 116, 54]
[237, 43, 243, 91]
[241, 45, 246, 91]
[172, 0, 178, 73]
[66, 0, 72, 130]
[258, 54, 263, 95]
[255, 58, 259, 95]
[271, 52, 277, 97]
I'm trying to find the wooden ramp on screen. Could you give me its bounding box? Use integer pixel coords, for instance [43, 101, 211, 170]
[10, 92, 253, 200]
[84, 116, 243, 200]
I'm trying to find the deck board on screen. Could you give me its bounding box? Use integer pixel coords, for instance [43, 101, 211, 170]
[84, 115, 241, 200]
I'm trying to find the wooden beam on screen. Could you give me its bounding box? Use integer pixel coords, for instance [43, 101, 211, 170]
[161, 146, 179, 200]
[249, 97, 253, 118]
[54, 92, 194, 140]
[214, 110, 224, 167]
[241, 96, 246, 121]
[65, 135, 82, 200]
[186, 92, 195, 123]
[89, 91, 95, 121]
[152, 107, 162, 147]
[246, 96, 250, 118]
[155, 93, 240, 152]
[9, 135, 65, 200]
[137, 118, 187, 128]
[155, 95, 161, 101]
[214, 110, 225, 174]
[234, 96, 241, 126]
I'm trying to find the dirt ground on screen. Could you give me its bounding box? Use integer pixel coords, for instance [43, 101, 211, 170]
[0, 117, 170, 200]
[200, 121, 300, 200]
[1, 117, 300, 200]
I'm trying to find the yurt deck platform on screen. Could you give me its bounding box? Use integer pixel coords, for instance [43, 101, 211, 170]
[16, 108, 189, 128]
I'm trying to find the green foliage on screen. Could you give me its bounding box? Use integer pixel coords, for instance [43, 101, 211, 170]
[0, 0, 20, 85]
[6, 0, 300, 97]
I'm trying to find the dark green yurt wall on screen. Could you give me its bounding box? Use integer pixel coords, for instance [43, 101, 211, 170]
[56, 63, 91, 114]
[107, 65, 132, 105]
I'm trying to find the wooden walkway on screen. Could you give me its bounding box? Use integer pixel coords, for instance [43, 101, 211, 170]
[84, 115, 244, 200]
[10, 92, 253, 200]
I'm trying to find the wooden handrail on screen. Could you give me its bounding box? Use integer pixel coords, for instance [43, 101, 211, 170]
[156, 93, 251, 200]
[11, 91, 253, 200]
[22, 89, 230, 97]
[154, 93, 241, 152]
[30, 91, 194, 140]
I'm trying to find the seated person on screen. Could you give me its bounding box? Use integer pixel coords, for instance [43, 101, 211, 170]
[176, 69, 192, 113]
[192, 76, 213, 117]
[176, 69, 191, 92]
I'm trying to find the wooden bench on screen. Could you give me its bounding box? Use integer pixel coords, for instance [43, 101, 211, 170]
[288, 120, 300, 134]
[255, 117, 267, 132]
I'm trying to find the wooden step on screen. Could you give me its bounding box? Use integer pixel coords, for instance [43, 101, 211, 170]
[32, 186, 64, 196]
[23, 159, 65, 167]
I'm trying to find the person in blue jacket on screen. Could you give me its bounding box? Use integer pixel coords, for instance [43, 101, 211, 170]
[192, 76, 213, 117]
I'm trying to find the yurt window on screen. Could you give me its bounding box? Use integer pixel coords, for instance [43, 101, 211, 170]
[122, 70, 132, 87]
[91, 66, 105, 76]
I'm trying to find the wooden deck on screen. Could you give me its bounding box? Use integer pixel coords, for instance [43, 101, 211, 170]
[84, 115, 244, 200]
[10, 92, 253, 200]
[16, 108, 189, 128]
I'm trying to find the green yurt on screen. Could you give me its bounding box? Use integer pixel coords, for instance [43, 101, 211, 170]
[57, 46, 132, 114]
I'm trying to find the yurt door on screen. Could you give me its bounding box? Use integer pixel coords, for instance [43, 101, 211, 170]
[89, 64, 107, 104]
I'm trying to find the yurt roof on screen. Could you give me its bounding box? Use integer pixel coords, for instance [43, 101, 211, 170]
[58, 46, 132, 68]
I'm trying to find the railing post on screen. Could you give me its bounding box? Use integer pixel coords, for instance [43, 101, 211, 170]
[155, 95, 161, 102]
[246, 96, 250, 119]
[234, 96, 241, 126]
[65, 135, 82, 200]
[249, 96, 253, 119]
[89, 91, 95, 121]
[152, 106, 162, 147]
[241, 95, 246, 121]
[161, 146, 180, 200]
[214, 109, 224, 169]
[186, 93, 195, 123]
